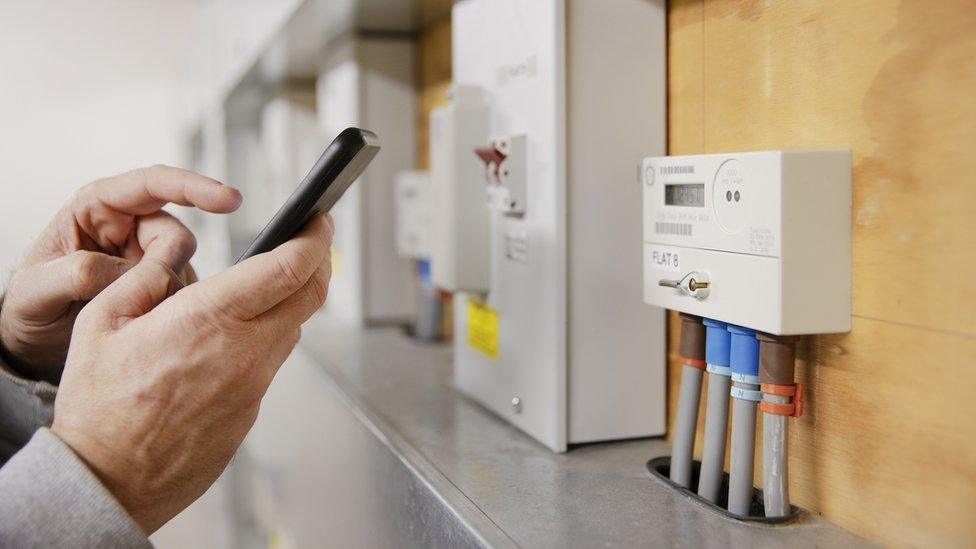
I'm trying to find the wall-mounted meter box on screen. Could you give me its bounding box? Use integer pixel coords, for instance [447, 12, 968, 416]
[429, 85, 491, 293]
[394, 170, 432, 260]
[316, 36, 418, 325]
[642, 150, 852, 335]
[451, 0, 667, 452]
[261, 89, 327, 221]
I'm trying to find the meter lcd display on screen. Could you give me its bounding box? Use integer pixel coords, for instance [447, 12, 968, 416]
[665, 183, 705, 207]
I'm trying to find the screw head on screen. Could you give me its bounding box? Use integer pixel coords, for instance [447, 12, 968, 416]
[643, 165, 655, 186]
[511, 397, 522, 414]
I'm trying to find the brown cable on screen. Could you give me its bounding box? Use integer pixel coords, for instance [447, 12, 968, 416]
[678, 313, 706, 361]
[758, 333, 798, 385]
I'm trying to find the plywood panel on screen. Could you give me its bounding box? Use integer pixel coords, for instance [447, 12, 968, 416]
[686, 0, 976, 335]
[416, 16, 452, 170]
[667, 1, 976, 546]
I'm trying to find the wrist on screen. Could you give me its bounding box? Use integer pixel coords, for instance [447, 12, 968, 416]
[0, 312, 65, 384]
[51, 420, 157, 534]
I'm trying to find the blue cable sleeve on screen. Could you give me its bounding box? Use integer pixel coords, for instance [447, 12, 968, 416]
[728, 324, 759, 377]
[418, 259, 431, 280]
[703, 318, 731, 367]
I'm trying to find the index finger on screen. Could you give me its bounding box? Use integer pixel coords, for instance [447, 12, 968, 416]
[86, 164, 243, 215]
[191, 214, 332, 321]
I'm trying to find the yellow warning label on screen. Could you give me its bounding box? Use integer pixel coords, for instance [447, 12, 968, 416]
[466, 299, 498, 360]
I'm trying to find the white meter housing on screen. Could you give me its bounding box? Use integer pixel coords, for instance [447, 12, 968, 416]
[394, 170, 432, 260]
[643, 150, 852, 335]
[452, 0, 667, 452]
[429, 85, 491, 293]
[316, 37, 418, 325]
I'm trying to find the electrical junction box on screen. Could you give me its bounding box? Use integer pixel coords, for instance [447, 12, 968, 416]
[449, 0, 667, 452]
[429, 85, 492, 293]
[316, 36, 418, 325]
[394, 170, 432, 260]
[642, 150, 852, 335]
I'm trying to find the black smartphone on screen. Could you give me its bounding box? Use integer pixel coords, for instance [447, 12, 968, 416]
[237, 127, 380, 263]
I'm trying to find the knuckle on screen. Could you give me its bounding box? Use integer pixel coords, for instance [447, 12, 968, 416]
[144, 256, 180, 282]
[70, 251, 100, 298]
[276, 251, 313, 293]
[307, 269, 329, 308]
[145, 163, 169, 176]
[138, 164, 168, 188]
[173, 229, 197, 259]
[189, 287, 245, 328]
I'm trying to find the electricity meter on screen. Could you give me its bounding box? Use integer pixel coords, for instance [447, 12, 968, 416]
[643, 150, 852, 335]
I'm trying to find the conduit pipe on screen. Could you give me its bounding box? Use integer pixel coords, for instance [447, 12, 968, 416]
[696, 319, 731, 503]
[669, 313, 706, 488]
[727, 325, 761, 516]
[759, 334, 803, 517]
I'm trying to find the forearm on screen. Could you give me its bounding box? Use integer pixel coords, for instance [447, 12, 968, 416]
[0, 428, 150, 548]
[0, 360, 56, 463]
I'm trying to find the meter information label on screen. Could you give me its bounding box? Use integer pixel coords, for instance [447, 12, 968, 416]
[467, 299, 499, 360]
[648, 245, 682, 273]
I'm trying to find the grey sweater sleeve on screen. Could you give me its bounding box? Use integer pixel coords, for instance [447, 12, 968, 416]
[0, 365, 151, 548]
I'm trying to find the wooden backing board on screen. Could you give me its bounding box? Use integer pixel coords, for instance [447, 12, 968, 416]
[667, 1, 976, 546]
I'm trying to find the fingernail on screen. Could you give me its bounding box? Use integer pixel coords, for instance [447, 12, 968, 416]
[226, 187, 244, 209]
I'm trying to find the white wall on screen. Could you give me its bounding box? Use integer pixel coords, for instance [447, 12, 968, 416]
[0, 0, 208, 275]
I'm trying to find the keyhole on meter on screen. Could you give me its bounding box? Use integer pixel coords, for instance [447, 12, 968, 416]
[688, 278, 709, 292]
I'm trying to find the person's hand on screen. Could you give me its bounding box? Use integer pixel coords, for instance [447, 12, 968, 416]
[51, 213, 333, 534]
[0, 166, 242, 383]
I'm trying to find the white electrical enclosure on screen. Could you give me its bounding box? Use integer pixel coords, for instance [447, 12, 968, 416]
[316, 36, 418, 325]
[452, 0, 667, 452]
[642, 150, 852, 335]
[261, 90, 327, 218]
[429, 85, 491, 293]
[394, 170, 432, 260]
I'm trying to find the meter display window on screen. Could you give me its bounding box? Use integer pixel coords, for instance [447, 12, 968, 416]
[665, 183, 705, 207]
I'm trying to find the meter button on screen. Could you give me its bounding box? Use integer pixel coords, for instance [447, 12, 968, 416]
[712, 159, 750, 234]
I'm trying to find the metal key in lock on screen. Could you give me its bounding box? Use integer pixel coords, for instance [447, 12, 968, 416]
[659, 271, 710, 299]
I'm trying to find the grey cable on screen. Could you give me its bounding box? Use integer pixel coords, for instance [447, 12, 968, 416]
[669, 364, 703, 488]
[696, 371, 730, 503]
[727, 381, 758, 516]
[762, 394, 791, 517]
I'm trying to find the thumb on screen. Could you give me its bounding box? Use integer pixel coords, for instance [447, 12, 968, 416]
[84, 257, 184, 330]
[11, 251, 133, 318]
